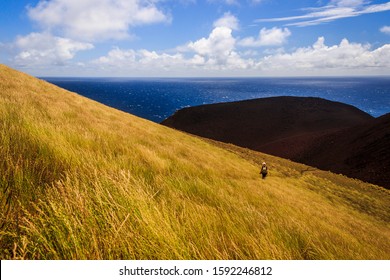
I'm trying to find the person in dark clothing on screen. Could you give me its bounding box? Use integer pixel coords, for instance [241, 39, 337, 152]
[260, 162, 268, 179]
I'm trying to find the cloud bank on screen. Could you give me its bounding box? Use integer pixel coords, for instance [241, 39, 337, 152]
[94, 28, 390, 76]
[14, 32, 93, 66]
[258, 37, 390, 74]
[27, 0, 170, 41]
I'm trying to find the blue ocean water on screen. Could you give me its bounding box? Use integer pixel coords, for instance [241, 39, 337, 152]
[44, 77, 390, 123]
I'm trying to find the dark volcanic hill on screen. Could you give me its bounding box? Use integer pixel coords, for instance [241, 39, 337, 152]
[162, 96, 373, 157]
[162, 96, 390, 189]
[297, 113, 390, 188]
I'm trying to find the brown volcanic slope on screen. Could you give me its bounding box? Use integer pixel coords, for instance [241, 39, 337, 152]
[162, 96, 373, 156]
[297, 113, 390, 189]
[162, 96, 390, 189]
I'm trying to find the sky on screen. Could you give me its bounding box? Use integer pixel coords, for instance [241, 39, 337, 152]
[1, 0, 390, 77]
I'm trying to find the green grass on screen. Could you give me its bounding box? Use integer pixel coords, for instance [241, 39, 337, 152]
[0, 64, 389, 259]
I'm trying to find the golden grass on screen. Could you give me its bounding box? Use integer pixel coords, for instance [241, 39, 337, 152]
[0, 64, 389, 260]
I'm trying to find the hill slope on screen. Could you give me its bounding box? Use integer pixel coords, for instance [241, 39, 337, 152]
[0, 64, 389, 260]
[162, 97, 372, 157]
[162, 97, 389, 188]
[297, 113, 390, 188]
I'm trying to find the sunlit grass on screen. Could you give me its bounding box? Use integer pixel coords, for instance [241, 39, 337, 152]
[1, 64, 389, 259]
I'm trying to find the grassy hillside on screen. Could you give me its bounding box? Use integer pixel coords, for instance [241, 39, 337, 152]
[0, 64, 389, 260]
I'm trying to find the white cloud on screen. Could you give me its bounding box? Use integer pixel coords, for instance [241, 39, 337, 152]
[330, 0, 367, 7]
[27, 0, 170, 41]
[213, 12, 239, 30]
[239, 27, 291, 47]
[94, 47, 186, 73]
[257, 37, 390, 74]
[256, 1, 390, 27]
[184, 25, 251, 70]
[187, 26, 236, 65]
[14, 32, 93, 66]
[94, 24, 253, 75]
[96, 48, 137, 65]
[380, 26, 390, 35]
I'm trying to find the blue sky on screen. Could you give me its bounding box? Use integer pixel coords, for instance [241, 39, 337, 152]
[1, 0, 390, 77]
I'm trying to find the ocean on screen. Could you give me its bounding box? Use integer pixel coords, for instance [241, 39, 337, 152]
[44, 77, 390, 123]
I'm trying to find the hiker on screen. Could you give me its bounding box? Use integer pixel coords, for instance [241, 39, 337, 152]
[260, 162, 268, 179]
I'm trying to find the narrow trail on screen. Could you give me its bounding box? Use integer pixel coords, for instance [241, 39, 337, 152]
[299, 167, 318, 176]
[202, 137, 318, 177]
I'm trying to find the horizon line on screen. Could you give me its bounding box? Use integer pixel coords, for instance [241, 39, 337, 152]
[39, 75, 390, 79]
